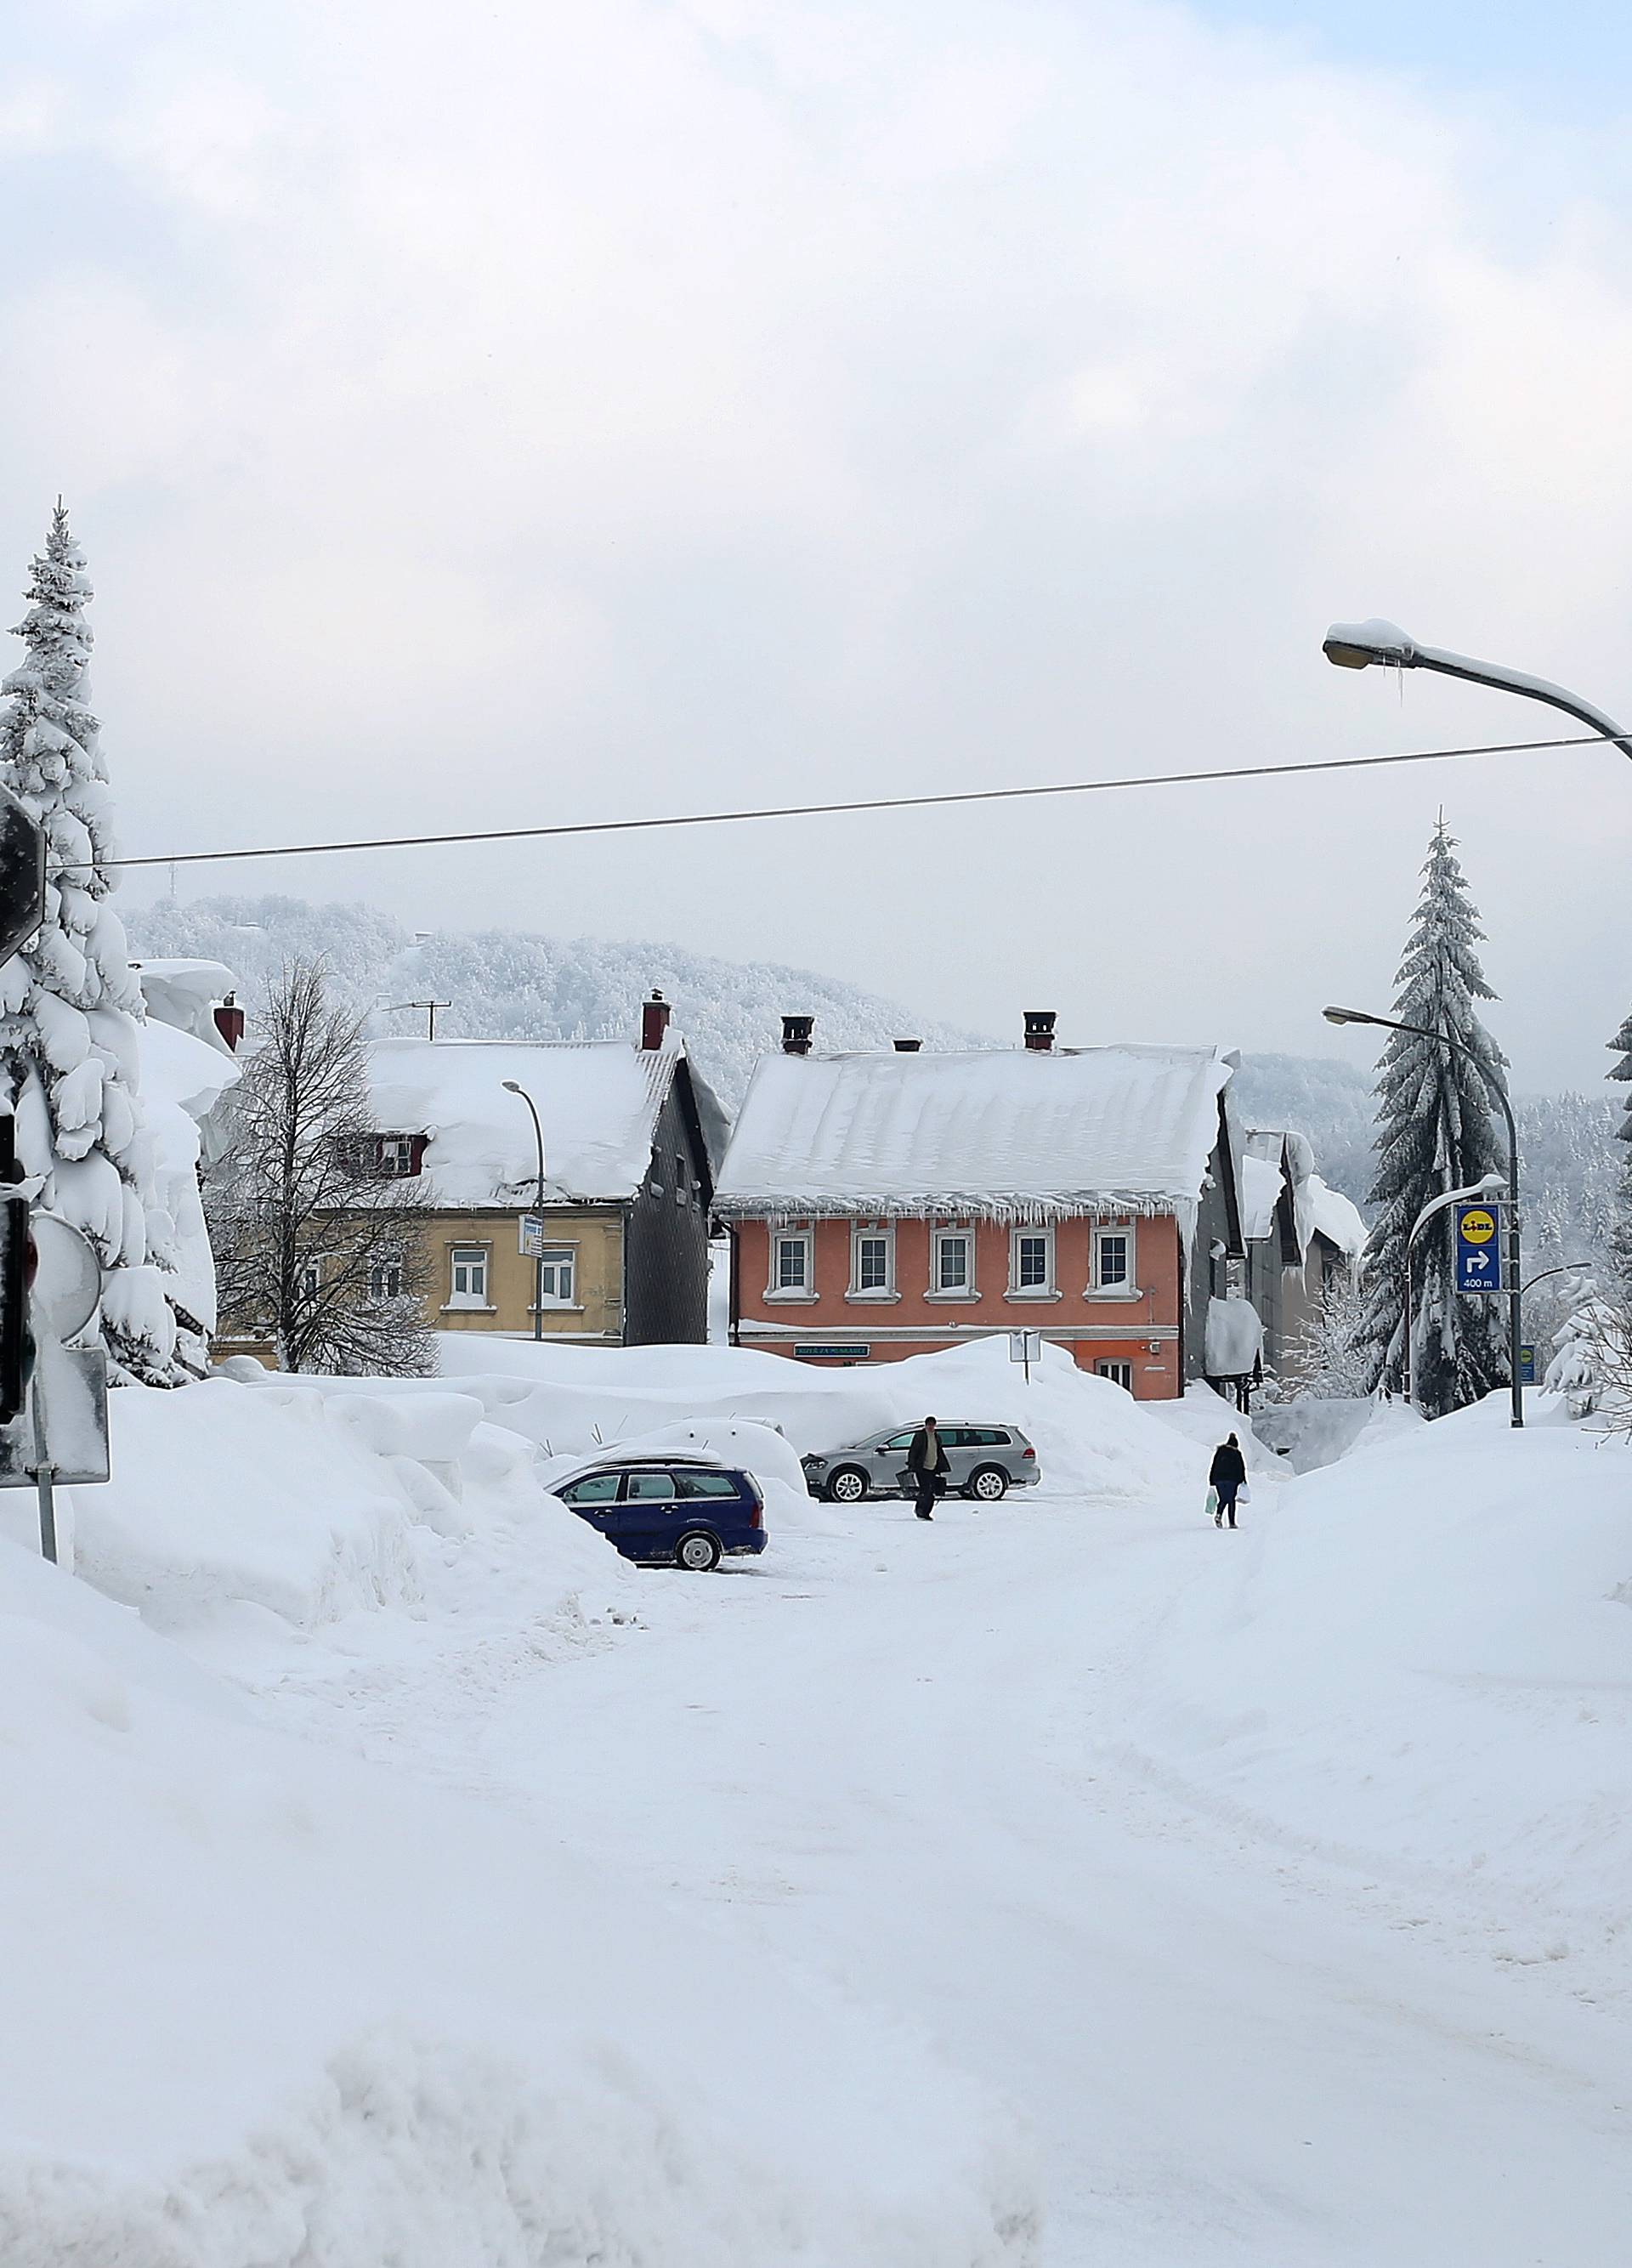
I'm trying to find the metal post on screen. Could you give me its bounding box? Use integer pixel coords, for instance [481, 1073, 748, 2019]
[503, 1082, 547, 1342]
[31, 1378, 56, 1565]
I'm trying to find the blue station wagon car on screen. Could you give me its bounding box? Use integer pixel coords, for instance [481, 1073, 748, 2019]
[553, 1455, 768, 1571]
[801, 1424, 1040, 1504]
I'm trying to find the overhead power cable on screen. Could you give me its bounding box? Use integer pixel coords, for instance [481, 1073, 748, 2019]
[79, 730, 1607, 875]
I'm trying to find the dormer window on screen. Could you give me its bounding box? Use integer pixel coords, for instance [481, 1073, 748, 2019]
[372, 1134, 425, 1178]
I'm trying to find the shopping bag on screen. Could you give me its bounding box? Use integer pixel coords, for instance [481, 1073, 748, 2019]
[1238, 1483, 1252, 1506]
[1204, 1486, 1218, 1518]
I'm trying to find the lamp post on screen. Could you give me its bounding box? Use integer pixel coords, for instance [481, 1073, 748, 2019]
[1321, 619, 1632, 762]
[1324, 1006, 1523, 1428]
[502, 1080, 546, 1343]
[1402, 1173, 1505, 1407]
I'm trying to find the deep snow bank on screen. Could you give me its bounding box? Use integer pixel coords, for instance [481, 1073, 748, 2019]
[0, 1494, 1037, 2261]
[52, 1376, 600, 1632]
[1117, 1399, 1632, 1967]
[442, 1333, 1207, 1502]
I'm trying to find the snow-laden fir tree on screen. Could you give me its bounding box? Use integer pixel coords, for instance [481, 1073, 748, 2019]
[1606, 1003, 1632, 1295]
[1354, 819, 1511, 1418]
[0, 505, 194, 1382]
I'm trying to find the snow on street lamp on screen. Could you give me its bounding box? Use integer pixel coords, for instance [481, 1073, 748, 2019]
[1323, 1006, 1524, 1429]
[1321, 619, 1632, 763]
[502, 1080, 547, 1343]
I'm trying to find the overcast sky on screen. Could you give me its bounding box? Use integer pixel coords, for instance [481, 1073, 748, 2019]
[2, 0, 1629, 1090]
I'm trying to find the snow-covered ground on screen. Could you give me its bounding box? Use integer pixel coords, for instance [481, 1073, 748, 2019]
[3, 1346, 1629, 2262]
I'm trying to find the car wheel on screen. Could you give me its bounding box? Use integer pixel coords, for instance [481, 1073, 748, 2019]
[675, 1529, 722, 1572]
[825, 1466, 869, 1504]
[967, 1466, 1008, 1501]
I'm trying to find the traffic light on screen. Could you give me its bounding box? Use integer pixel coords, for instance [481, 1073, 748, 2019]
[0, 1189, 31, 1424]
[0, 784, 44, 965]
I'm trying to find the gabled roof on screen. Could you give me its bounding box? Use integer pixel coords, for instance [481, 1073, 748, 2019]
[714, 1042, 1238, 1234]
[366, 1035, 718, 1209]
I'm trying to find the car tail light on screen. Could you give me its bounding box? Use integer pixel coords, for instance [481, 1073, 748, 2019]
[747, 1484, 764, 1529]
[1023, 1444, 1035, 1460]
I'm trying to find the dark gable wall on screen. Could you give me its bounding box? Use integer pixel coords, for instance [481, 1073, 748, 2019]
[1186, 1136, 1243, 1382]
[623, 1075, 711, 1344]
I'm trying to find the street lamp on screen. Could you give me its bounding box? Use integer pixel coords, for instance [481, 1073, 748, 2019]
[1321, 619, 1632, 763]
[1324, 1006, 1523, 1428]
[502, 1080, 547, 1343]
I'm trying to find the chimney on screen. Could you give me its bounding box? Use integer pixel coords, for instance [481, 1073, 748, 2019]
[213, 993, 245, 1052]
[781, 1013, 814, 1057]
[893, 1038, 921, 1052]
[640, 988, 672, 1052]
[1023, 1010, 1057, 1053]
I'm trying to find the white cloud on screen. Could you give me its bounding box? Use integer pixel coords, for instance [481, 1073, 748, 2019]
[0, 0, 1626, 1086]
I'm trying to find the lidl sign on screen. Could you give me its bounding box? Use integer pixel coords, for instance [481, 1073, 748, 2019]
[1454, 1202, 1503, 1294]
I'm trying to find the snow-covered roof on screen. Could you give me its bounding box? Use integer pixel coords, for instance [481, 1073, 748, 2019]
[714, 1043, 1237, 1228]
[1306, 1175, 1367, 1259]
[1239, 1152, 1284, 1244]
[132, 959, 239, 1056]
[366, 1036, 698, 1208]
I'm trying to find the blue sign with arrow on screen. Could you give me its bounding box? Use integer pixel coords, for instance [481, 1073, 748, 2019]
[1454, 1201, 1503, 1294]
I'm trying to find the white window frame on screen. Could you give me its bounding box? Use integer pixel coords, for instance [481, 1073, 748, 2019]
[767, 1226, 816, 1301]
[848, 1221, 898, 1302]
[297, 1259, 321, 1303]
[446, 1244, 492, 1310]
[929, 1223, 978, 1301]
[377, 1135, 416, 1177]
[1095, 1359, 1134, 1391]
[533, 1243, 578, 1309]
[1091, 1222, 1137, 1296]
[1008, 1225, 1059, 1301]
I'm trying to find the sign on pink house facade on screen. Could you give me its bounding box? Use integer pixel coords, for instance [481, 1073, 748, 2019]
[712, 1016, 1248, 1399]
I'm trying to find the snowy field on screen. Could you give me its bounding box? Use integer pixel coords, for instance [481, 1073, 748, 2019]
[1, 1341, 1628, 2263]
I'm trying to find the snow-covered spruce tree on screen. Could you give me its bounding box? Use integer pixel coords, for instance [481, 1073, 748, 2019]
[1285, 1271, 1373, 1399]
[1354, 820, 1511, 1418]
[0, 504, 195, 1382]
[1607, 1003, 1632, 1295]
[207, 961, 435, 1375]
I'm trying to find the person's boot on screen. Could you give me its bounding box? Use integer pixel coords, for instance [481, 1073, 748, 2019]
[915, 1506, 932, 1520]
[1214, 1511, 1222, 1526]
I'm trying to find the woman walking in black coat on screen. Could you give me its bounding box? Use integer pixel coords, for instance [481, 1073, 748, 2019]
[1210, 1433, 1247, 1528]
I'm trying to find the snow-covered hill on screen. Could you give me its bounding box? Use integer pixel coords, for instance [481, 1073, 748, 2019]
[126, 894, 992, 1112]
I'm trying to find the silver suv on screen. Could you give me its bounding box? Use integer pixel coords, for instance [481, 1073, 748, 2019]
[802, 1424, 1040, 1505]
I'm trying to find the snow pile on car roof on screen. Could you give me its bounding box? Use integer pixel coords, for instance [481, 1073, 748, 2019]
[713, 1044, 1236, 1231]
[366, 1035, 683, 1205]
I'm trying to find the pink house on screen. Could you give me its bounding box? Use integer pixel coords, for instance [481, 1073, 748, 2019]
[713, 1014, 1248, 1398]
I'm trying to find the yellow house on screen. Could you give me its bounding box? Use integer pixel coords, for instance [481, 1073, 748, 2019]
[364, 994, 722, 1345]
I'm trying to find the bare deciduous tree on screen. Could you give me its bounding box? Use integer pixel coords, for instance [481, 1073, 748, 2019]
[207, 961, 435, 1375]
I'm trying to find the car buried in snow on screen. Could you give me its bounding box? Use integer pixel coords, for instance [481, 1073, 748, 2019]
[550, 1452, 768, 1572]
[801, 1425, 1040, 1505]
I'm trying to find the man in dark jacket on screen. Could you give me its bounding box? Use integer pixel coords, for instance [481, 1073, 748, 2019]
[906, 1416, 949, 1520]
[1209, 1433, 1247, 1528]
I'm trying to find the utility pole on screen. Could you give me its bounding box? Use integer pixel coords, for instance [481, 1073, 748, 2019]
[383, 999, 451, 1040]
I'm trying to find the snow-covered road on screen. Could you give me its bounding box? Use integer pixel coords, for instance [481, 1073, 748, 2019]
[277, 1488, 1630, 2266]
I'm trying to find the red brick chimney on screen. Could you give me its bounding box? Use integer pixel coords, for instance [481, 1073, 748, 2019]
[640, 989, 672, 1051]
[1023, 1011, 1057, 1052]
[781, 1014, 814, 1056]
[213, 994, 246, 1052]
